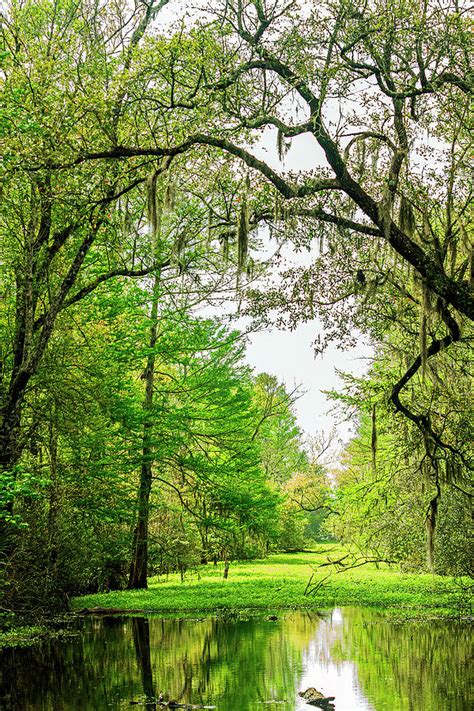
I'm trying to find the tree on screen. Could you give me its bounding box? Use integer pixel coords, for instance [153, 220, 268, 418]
[252, 373, 306, 485]
[0, 0, 177, 536]
[26, 0, 470, 469]
[330, 349, 472, 573]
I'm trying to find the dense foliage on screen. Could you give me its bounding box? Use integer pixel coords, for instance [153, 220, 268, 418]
[0, 0, 471, 611]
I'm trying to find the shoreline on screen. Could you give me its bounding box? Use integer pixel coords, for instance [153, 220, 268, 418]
[2, 547, 470, 648]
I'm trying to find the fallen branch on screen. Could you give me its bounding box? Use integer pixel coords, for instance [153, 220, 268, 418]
[304, 553, 397, 597]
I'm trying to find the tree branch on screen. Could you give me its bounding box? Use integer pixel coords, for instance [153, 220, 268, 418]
[33, 260, 172, 330]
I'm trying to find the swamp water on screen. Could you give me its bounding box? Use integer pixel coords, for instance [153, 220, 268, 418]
[0, 608, 471, 710]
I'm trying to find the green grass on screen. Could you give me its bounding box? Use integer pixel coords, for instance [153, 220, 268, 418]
[72, 546, 469, 619]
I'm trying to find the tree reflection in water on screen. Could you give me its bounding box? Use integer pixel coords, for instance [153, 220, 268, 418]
[0, 609, 471, 710]
[132, 618, 156, 709]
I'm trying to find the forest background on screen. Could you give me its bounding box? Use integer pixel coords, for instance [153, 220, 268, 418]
[0, 0, 472, 614]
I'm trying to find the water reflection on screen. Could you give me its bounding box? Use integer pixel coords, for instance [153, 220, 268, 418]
[132, 618, 156, 709]
[0, 608, 471, 710]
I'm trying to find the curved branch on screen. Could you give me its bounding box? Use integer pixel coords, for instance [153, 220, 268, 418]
[390, 303, 471, 467]
[49, 136, 340, 198]
[239, 115, 311, 137]
[33, 260, 171, 331]
[343, 131, 398, 160]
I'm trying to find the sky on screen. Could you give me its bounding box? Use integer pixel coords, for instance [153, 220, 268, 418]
[244, 322, 373, 441]
[241, 128, 374, 444]
[156, 0, 374, 447]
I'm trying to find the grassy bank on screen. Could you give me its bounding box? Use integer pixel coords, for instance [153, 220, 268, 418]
[72, 546, 470, 619]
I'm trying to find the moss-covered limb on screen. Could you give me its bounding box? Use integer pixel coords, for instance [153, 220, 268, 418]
[71, 547, 470, 620]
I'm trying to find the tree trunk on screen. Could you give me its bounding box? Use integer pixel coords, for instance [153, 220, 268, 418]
[426, 489, 440, 573]
[128, 454, 153, 589]
[132, 617, 156, 708]
[128, 260, 161, 589]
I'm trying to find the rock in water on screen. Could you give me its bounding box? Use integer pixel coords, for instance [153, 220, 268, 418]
[298, 688, 336, 707]
[299, 688, 324, 701]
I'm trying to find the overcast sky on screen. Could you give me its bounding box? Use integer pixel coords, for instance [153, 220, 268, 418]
[157, 0, 374, 446]
[241, 129, 374, 444]
[245, 323, 373, 440]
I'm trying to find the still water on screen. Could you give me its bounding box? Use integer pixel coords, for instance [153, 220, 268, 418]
[1, 608, 471, 710]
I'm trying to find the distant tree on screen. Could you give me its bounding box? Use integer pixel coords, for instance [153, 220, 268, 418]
[252, 374, 306, 485]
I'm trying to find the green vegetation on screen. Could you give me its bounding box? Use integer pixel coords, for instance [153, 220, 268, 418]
[72, 548, 469, 619]
[0, 622, 77, 649]
[0, 625, 47, 649]
[0, 0, 471, 629]
[2, 611, 471, 710]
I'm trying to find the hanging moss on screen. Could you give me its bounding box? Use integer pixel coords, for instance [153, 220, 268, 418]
[423, 280, 433, 313]
[378, 242, 388, 272]
[276, 127, 289, 161]
[146, 171, 161, 240]
[379, 185, 393, 244]
[146, 171, 164, 264]
[399, 195, 416, 237]
[421, 210, 431, 244]
[356, 138, 366, 178]
[371, 141, 380, 175]
[277, 127, 284, 161]
[206, 208, 212, 246]
[277, 128, 291, 161]
[419, 281, 432, 381]
[237, 176, 251, 271]
[164, 179, 176, 211]
[246, 257, 254, 279]
[174, 230, 187, 260]
[220, 233, 229, 262]
[285, 213, 298, 234]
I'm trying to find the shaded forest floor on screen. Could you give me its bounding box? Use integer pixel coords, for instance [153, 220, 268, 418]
[72, 546, 470, 620]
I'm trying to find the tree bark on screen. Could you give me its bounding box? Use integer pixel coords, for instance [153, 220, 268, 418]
[128, 267, 161, 589]
[426, 489, 440, 573]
